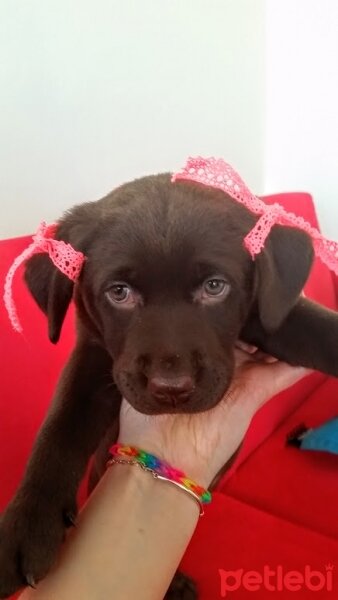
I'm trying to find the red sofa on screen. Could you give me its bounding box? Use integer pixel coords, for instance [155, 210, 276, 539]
[1, 193, 338, 599]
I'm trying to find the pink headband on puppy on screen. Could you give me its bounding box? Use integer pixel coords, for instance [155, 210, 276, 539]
[5, 158, 338, 333]
[172, 156, 338, 276]
[4, 221, 86, 333]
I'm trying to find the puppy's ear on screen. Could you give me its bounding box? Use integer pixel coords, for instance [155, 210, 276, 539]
[24, 254, 74, 344]
[255, 225, 314, 331]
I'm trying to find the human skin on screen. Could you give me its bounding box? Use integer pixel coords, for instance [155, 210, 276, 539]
[19, 349, 309, 600]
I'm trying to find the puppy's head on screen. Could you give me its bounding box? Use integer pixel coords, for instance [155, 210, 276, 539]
[25, 174, 313, 414]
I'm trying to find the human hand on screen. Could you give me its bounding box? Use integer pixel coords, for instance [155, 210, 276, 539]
[118, 346, 310, 487]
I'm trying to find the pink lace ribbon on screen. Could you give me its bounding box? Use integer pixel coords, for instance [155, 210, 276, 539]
[4, 221, 86, 333]
[172, 157, 338, 276]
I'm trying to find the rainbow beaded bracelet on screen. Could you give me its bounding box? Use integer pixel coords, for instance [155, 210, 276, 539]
[107, 444, 212, 516]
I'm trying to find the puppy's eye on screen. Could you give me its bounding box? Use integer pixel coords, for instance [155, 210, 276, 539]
[106, 283, 136, 307]
[195, 277, 230, 304]
[110, 284, 130, 302]
[204, 278, 228, 296]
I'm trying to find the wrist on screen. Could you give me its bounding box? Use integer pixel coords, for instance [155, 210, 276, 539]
[106, 458, 202, 519]
[117, 434, 216, 487]
[113, 441, 213, 506]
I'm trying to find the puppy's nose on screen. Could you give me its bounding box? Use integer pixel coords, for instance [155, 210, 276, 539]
[148, 375, 194, 405]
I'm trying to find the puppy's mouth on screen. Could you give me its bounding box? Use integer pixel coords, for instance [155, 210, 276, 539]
[115, 369, 231, 415]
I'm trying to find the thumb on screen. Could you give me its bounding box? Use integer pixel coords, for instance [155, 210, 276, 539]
[243, 361, 311, 413]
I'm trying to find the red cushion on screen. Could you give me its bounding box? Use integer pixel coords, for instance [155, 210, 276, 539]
[222, 376, 338, 539]
[181, 494, 338, 598]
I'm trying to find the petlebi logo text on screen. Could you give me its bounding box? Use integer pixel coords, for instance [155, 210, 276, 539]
[219, 564, 334, 596]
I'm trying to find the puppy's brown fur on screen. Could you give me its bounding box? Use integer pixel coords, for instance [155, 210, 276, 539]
[1, 174, 338, 598]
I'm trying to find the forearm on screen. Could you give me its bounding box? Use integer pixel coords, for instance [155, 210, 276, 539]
[20, 464, 199, 600]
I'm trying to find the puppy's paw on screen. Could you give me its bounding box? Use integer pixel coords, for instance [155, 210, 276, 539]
[165, 571, 198, 600]
[0, 495, 77, 598]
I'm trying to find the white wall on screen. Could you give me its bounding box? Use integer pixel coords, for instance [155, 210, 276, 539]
[2, 1, 338, 242]
[264, 0, 338, 238]
[0, 0, 265, 238]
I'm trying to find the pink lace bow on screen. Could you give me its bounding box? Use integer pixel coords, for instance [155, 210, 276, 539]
[4, 221, 86, 333]
[172, 157, 338, 276]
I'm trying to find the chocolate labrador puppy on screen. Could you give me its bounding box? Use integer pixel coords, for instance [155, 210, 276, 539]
[0, 173, 338, 599]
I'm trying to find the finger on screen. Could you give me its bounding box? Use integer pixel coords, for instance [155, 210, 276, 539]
[233, 347, 262, 368]
[251, 350, 279, 363]
[235, 340, 258, 354]
[236, 341, 278, 364]
[252, 362, 311, 409]
[268, 362, 311, 391]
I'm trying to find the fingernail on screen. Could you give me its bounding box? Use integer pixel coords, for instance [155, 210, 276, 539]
[26, 574, 36, 589]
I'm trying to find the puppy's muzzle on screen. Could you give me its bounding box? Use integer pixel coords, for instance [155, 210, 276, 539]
[147, 373, 195, 407]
